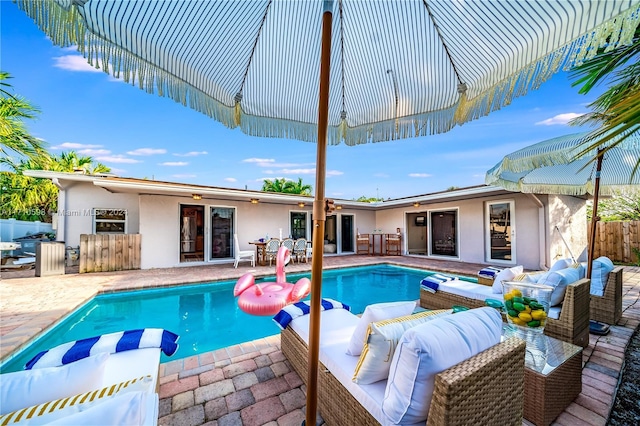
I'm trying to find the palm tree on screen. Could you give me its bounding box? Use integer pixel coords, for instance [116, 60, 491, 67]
[0, 151, 110, 222]
[0, 71, 47, 160]
[262, 178, 289, 193]
[283, 177, 312, 195]
[569, 24, 640, 168]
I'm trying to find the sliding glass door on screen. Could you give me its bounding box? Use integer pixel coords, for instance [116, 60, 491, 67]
[210, 207, 235, 260]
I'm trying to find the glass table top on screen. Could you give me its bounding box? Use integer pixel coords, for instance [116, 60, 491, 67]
[502, 326, 582, 376]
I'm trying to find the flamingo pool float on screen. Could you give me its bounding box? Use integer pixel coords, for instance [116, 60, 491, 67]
[234, 246, 311, 316]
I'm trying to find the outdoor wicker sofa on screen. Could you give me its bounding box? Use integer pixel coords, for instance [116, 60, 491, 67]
[420, 278, 591, 348]
[590, 266, 623, 325]
[281, 309, 526, 426]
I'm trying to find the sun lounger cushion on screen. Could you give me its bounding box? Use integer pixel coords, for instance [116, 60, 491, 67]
[272, 298, 349, 330]
[352, 309, 452, 385]
[492, 265, 524, 293]
[382, 307, 503, 425]
[346, 301, 416, 356]
[2, 376, 157, 425]
[589, 256, 615, 297]
[0, 352, 110, 415]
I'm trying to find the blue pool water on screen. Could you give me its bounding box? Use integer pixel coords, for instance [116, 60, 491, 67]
[0, 265, 474, 373]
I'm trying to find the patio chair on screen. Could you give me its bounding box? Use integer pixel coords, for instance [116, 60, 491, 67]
[265, 238, 281, 266]
[356, 234, 370, 255]
[386, 234, 401, 255]
[590, 266, 623, 324]
[281, 238, 295, 255]
[292, 238, 308, 263]
[233, 234, 255, 268]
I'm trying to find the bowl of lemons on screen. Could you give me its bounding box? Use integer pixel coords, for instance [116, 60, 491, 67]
[502, 281, 553, 333]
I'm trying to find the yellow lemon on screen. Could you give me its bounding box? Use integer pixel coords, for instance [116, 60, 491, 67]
[511, 317, 527, 326]
[504, 292, 515, 301]
[531, 310, 547, 320]
[518, 312, 532, 322]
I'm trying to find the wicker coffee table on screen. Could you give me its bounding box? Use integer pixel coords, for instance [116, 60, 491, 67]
[504, 327, 582, 426]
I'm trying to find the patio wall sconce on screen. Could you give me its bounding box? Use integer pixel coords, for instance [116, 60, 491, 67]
[298, 202, 305, 208]
[413, 202, 420, 207]
[192, 194, 202, 200]
[250, 198, 259, 204]
[336, 205, 342, 210]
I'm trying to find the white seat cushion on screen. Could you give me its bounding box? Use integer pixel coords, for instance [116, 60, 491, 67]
[590, 257, 614, 297]
[492, 265, 524, 294]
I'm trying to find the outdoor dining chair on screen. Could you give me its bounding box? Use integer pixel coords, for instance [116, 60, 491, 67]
[293, 238, 308, 263]
[265, 238, 282, 266]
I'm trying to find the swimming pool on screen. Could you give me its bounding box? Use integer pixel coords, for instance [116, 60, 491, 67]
[0, 265, 474, 373]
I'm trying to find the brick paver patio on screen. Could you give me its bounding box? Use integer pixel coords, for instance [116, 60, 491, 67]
[1, 257, 638, 425]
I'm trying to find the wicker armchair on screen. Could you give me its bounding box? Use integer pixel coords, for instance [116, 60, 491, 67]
[281, 326, 525, 426]
[590, 267, 623, 325]
[356, 234, 370, 255]
[420, 278, 591, 348]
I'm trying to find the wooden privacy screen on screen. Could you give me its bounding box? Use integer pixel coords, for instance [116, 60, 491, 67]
[591, 220, 639, 264]
[79, 234, 141, 273]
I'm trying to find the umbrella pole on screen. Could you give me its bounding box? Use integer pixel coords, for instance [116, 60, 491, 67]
[586, 151, 603, 279]
[306, 4, 333, 426]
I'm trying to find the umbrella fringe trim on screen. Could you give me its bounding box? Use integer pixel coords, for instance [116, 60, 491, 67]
[15, 0, 640, 145]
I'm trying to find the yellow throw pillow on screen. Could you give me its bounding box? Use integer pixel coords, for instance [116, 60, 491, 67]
[0, 375, 152, 425]
[352, 309, 451, 384]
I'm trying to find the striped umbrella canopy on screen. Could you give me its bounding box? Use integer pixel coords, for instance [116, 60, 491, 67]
[485, 131, 640, 196]
[15, 1, 640, 423]
[486, 130, 640, 278]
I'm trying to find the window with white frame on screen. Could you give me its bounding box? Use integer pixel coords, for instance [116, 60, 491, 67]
[93, 208, 127, 234]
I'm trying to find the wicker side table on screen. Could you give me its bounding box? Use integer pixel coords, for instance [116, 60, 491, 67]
[504, 328, 582, 426]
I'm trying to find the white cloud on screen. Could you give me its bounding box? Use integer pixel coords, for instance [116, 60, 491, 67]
[374, 173, 390, 178]
[96, 155, 141, 164]
[278, 168, 316, 175]
[78, 149, 111, 156]
[243, 158, 275, 164]
[52, 55, 102, 73]
[327, 170, 343, 177]
[409, 173, 432, 178]
[172, 173, 197, 178]
[128, 148, 167, 156]
[173, 151, 208, 157]
[108, 168, 126, 175]
[535, 113, 584, 126]
[51, 142, 103, 150]
[159, 161, 189, 166]
[224, 177, 237, 182]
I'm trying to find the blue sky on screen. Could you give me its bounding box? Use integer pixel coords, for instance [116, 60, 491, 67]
[2, 2, 607, 200]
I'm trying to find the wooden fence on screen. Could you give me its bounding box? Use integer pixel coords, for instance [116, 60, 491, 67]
[79, 234, 141, 273]
[592, 221, 640, 264]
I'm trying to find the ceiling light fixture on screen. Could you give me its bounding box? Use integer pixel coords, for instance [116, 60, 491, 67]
[298, 202, 305, 208]
[192, 194, 202, 200]
[413, 202, 420, 207]
[336, 205, 342, 210]
[250, 198, 259, 204]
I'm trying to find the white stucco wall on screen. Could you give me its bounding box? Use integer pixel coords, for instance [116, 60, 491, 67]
[58, 182, 139, 247]
[375, 194, 552, 270]
[547, 195, 588, 263]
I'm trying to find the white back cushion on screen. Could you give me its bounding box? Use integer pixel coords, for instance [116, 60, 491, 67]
[0, 352, 109, 415]
[492, 265, 524, 294]
[382, 307, 502, 424]
[538, 267, 581, 306]
[590, 257, 615, 297]
[352, 310, 451, 384]
[346, 301, 416, 356]
[549, 258, 573, 272]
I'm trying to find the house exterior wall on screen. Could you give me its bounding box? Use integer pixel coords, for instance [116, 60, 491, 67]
[548, 194, 588, 263]
[57, 182, 139, 247]
[138, 195, 377, 269]
[375, 193, 550, 271]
